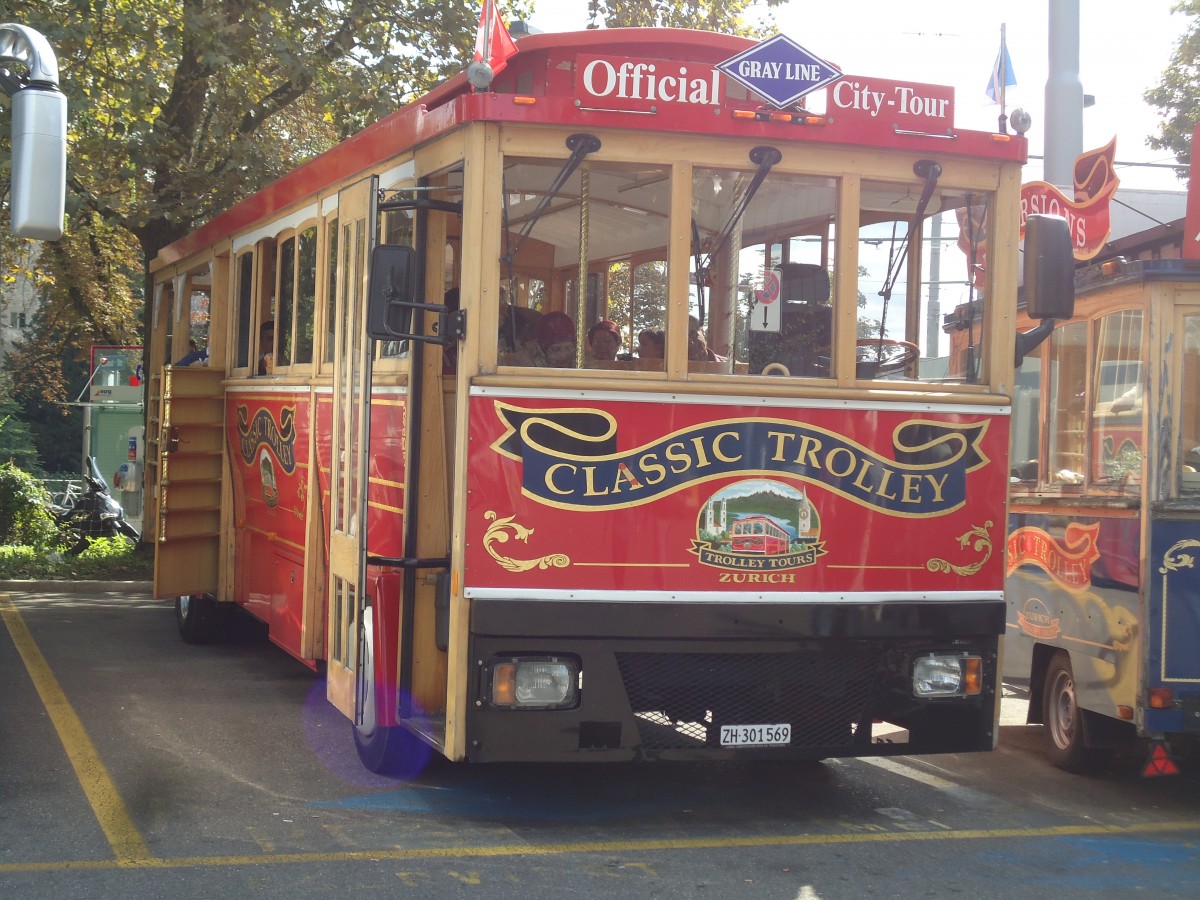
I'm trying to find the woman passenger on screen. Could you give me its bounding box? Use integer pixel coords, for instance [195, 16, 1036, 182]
[637, 328, 664, 359]
[536, 311, 577, 368]
[586, 319, 622, 364]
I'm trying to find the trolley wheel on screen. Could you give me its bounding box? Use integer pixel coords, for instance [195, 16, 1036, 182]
[175, 593, 224, 645]
[1042, 650, 1101, 773]
[352, 607, 435, 777]
[353, 719, 429, 775]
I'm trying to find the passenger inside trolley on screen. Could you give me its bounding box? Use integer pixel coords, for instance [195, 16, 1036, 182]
[257, 319, 274, 375]
[481, 140, 992, 383]
[535, 310, 577, 368]
[749, 262, 832, 377]
[586, 319, 622, 364]
[637, 329, 664, 360]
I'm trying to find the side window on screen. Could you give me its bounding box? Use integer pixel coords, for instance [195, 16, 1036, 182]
[234, 252, 254, 371]
[179, 265, 211, 366]
[295, 225, 318, 365]
[1091, 309, 1143, 489]
[1180, 312, 1200, 493]
[323, 216, 338, 368]
[594, 259, 666, 368]
[1011, 346, 1042, 483]
[1047, 321, 1087, 485]
[276, 234, 296, 366]
[257, 239, 278, 375]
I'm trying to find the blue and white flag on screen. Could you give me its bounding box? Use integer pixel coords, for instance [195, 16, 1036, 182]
[986, 38, 1016, 103]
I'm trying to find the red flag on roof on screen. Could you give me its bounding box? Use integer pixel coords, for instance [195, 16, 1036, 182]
[474, 1, 518, 78]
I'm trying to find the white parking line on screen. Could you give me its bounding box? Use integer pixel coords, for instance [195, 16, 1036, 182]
[851, 756, 961, 790]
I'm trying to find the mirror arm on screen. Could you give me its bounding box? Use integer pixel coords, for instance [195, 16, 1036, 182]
[1014, 318, 1057, 366]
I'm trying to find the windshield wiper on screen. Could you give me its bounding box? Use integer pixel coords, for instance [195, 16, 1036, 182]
[693, 145, 781, 326]
[501, 132, 602, 267]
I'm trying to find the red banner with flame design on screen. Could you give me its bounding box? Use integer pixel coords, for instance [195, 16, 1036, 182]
[1006, 522, 1101, 592]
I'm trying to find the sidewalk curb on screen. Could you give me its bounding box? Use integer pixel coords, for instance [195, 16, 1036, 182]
[0, 580, 153, 594]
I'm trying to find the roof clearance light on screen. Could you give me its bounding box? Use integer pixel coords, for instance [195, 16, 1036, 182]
[732, 109, 757, 120]
[513, 95, 537, 106]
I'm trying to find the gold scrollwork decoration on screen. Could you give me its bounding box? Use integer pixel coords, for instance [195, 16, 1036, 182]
[483, 510, 571, 573]
[927, 520, 994, 577]
[1159, 539, 1200, 575]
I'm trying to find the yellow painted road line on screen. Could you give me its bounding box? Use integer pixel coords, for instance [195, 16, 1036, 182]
[0, 818, 1197, 874]
[0, 593, 152, 866]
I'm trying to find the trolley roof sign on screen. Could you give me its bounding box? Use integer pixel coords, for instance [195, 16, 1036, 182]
[717, 34, 842, 109]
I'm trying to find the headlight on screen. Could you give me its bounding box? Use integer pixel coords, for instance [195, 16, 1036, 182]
[912, 653, 982, 697]
[488, 656, 579, 709]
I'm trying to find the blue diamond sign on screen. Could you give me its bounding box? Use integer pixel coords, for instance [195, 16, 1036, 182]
[717, 35, 843, 109]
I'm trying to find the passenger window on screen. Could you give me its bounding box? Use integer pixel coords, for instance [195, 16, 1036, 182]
[857, 184, 993, 383]
[323, 217, 338, 368]
[498, 156, 670, 370]
[276, 234, 296, 366]
[295, 225, 317, 365]
[1047, 321, 1087, 485]
[234, 252, 254, 370]
[1011, 346, 1042, 484]
[1091, 309, 1143, 489]
[1180, 312, 1200, 493]
[692, 166, 836, 378]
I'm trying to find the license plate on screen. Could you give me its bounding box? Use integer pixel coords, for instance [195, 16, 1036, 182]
[719, 723, 791, 747]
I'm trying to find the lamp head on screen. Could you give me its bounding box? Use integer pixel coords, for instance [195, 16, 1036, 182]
[467, 60, 494, 90]
[1009, 108, 1032, 135]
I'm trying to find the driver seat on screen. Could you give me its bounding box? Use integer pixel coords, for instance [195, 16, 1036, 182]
[749, 263, 832, 376]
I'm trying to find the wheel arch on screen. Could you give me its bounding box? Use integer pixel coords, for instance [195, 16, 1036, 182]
[1026, 642, 1061, 725]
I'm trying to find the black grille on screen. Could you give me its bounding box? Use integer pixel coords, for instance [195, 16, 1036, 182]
[616, 649, 879, 750]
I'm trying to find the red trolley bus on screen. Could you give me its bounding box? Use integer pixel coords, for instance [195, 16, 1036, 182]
[729, 516, 791, 555]
[145, 25, 1071, 771]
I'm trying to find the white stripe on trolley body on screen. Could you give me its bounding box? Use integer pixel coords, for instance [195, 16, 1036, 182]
[463, 588, 1003, 603]
[469, 384, 1009, 416]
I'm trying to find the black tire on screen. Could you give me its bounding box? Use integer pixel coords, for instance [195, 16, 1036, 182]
[175, 593, 223, 645]
[1042, 651, 1103, 773]
[353, 718, 433, 776]
[353, 607, 436, 777]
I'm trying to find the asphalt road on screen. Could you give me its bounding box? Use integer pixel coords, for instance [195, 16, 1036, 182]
[2, 585, 1199, 899]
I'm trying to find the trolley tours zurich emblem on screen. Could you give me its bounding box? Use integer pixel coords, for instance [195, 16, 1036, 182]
[691, 479, 826, 573]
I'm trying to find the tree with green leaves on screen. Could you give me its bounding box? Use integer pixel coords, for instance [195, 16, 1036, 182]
[1, 0, 533, 408]
[0, 379, 43, 474]
[585, 0, 783, 33]
[1144, 1, 1200, 174]
[2, 0, 784, 424]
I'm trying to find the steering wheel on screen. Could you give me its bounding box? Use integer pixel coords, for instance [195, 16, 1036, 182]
[855, 338, 920, 377]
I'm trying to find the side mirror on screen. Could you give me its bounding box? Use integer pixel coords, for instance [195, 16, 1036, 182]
[366, 244, 417, 340]
[1023, 214, 1075, 320]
